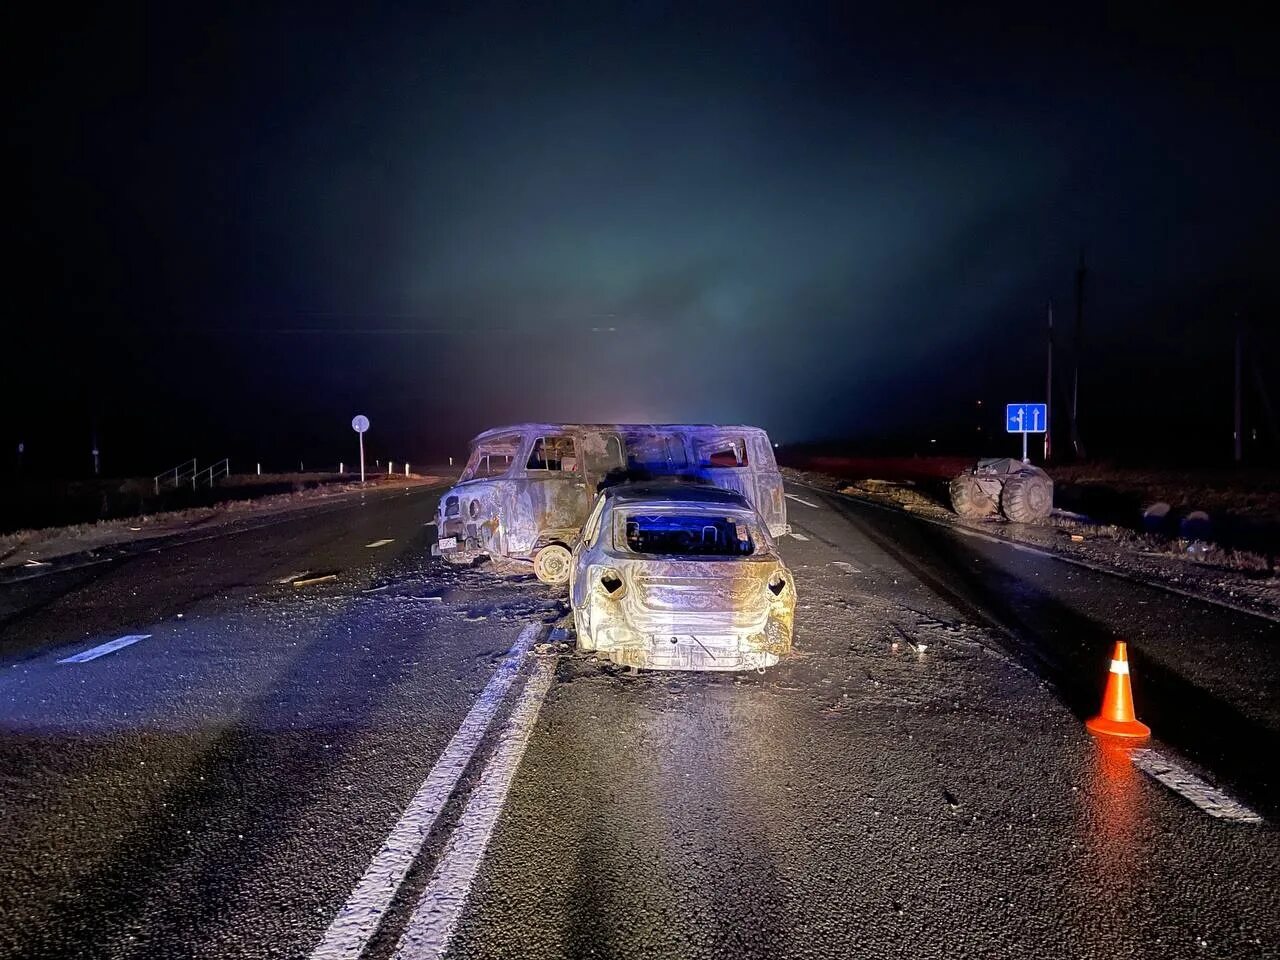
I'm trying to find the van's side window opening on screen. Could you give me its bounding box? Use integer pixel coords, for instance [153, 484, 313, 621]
[527, 436, 578, 472]
[582, 433, 626, 479]
[618, 512, 756, 556]
[697, 437, 749, 468]
[624, 434, 688, 472]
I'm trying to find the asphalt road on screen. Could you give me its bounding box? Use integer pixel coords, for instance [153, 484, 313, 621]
[0, 482, 1275, 959]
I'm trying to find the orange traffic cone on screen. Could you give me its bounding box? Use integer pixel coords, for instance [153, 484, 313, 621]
[1086, 641, 1151, 738]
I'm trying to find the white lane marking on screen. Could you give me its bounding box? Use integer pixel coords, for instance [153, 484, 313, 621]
[785, 494, 822, 509]
[788, 532, 810, 541]
[393, 656, 556, 960]
[58, 634, 151, 664]
[365, 539, 395, 548]
[3, 486, 443, 586]
[1130, 749, 1263, 823]
[293, 574, 338, 588]
[275, 570, 311, 584]
[310, 623, 541, 960]
[831, 560, 862, 573]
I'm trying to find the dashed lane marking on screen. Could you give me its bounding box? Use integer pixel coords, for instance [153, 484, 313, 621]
[365, 539, 395, 548]
[310, 623, 542, 960]
[275, 571, 311, 584]
[1130, 749, 1263, 823]
[58, 634, 152, 664]
[788, 532, 810, 541]
[293, 574, 339, 588]
[393, 655, 557, 960]
[785, 494, 822, 509]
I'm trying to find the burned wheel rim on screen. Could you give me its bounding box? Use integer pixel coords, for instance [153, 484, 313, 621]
[533, 544, 572, 585]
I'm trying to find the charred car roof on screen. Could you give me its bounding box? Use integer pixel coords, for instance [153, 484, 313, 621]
[470, 423, 771, 443]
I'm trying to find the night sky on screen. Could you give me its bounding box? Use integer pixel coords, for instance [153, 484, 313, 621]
[10, 3, 1279, 474]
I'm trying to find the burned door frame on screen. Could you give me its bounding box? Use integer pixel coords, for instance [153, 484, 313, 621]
[521, 431, 592, 550]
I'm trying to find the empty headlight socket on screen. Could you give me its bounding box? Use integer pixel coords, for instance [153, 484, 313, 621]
[599, 569, 625, 596]
[767, 574, 788, 597]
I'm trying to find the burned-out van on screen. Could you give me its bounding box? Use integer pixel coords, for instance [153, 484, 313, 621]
[432, 423, 788, 583]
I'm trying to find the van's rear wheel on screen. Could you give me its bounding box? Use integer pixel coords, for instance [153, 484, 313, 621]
[533, 544, 572, 585]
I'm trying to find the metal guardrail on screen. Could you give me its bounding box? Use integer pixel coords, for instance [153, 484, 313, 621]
[194, 458, 230, 488]
[153, 459, 198, 495]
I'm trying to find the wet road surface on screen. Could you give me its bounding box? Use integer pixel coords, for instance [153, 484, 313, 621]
[0, 482, 1275, 959]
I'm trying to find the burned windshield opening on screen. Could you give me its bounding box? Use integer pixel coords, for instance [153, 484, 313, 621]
[617, 512, 757, 557]
[461, 435, 521, 480]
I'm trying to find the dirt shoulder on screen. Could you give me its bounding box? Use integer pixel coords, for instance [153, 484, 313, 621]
[0, 474, 448, 575]
[784, 464, 1279, 621]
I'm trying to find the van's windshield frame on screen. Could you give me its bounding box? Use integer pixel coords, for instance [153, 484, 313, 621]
[460, 434, 523, 481]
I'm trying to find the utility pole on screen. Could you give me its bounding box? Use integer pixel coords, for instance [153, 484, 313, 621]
[1045, 300, 1054, 461]
[1251, 353, 1279, 447]
[1070, 250, 1087, 459]
[1228, 325, 1239, 463]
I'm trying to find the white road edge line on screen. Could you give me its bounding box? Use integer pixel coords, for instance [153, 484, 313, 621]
[1130, 748, 1263, 824]
[275, 571, 311, 584]
[393, 656, 557, 960]
[365, 539, 395, 548]
[788, 532, 810, 541]
[309, 622, 542, 960]
[785, 494, 822, 509]
[58, 634, 152, 664]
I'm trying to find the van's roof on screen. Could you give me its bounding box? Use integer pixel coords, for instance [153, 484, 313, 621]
[602, 482, 755, 509]
[470, 423, 771, 443]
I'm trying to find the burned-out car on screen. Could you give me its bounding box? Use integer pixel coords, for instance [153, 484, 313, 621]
[568, 483, 796, 671]
[432, 423, 788, 583]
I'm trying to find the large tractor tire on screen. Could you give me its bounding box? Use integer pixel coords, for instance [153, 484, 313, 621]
[533, 543, 573, 585]
[1000, 470, 1053, 523]
[949, 474, 998, 518]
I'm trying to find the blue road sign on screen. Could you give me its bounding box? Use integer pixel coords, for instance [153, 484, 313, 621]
[1006, 403, 1048, 434]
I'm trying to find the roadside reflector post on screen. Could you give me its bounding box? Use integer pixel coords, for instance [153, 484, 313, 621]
[405, 463, 409, 477]
[340, 461, 344, 474]
[256, 462, 261, 475]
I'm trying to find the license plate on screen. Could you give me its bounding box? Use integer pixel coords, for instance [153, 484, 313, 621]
[437, 536, 457, 551]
